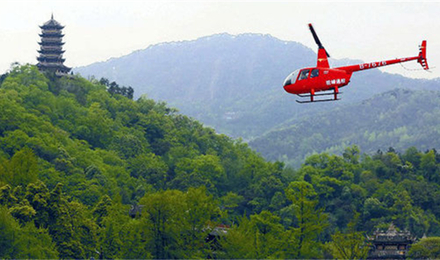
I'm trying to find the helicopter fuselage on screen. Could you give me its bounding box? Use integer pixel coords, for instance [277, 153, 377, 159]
[284, 23, 428, 103]
[283, 67, 351, 95]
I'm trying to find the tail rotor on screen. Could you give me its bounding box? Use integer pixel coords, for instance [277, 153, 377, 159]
[418, 40, 429, 70]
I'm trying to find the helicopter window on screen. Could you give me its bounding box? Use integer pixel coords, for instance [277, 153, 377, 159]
[298, 69, 310, 80]
[311, 69, 319, 78]
[283, 69, 300, 86]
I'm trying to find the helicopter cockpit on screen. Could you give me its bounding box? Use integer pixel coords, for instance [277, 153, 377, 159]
[283, 69, 300, 87]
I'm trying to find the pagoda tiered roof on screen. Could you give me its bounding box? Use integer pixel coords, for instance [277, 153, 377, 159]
[39, 32, 64, 37]
[39, 14, 64, 29]
[37, 49, 65, 54]
[37, 55, 66, 62]
[36, 14, 70, 75]
[38, 41, 65, 45]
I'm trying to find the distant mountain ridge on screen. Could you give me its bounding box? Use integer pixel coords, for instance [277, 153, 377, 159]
[75, 33, 440, 158]
[76, 33, 313, 138]
[250, 88, 440, 167]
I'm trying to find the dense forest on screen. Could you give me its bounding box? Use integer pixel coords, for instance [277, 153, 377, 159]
[1, 65, 440, 258]
[251, 88, 440, 168]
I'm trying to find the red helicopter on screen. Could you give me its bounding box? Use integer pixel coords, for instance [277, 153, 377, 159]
[283, 24, 429, 103]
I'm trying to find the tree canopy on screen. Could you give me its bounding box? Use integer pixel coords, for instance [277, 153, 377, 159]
[1, 65, 440, 258]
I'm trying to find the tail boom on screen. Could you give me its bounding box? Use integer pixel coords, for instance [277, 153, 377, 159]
[336, 40, 428, 73]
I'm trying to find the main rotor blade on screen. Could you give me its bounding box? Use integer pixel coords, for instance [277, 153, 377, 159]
[308, 23, 322, 48]
[308, 23, 330, 57]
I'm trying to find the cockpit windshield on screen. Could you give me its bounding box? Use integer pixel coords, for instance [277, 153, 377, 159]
[283, 69, 300, 87]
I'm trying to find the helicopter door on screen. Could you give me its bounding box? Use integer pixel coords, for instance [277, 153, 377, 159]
[308, 68, 323, 90]
[310, 69, 319, 78]
[298, 69, 310, 80]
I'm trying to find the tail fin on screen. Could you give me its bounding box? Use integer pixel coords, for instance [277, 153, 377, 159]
[317, 48, 330, 68]
[418, 40, 429, 70]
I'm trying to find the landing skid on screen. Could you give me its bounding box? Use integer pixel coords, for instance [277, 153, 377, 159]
[296, 97, 340, 104]
[296, 89, 341, 103]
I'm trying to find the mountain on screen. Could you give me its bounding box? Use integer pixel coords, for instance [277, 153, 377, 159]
[3, 65, 440, 259]
[75, 33, 310, 139]
[75, 33, 438, 140]
[0, 65, 288, 258]
[249, 88, 440, 167]
[0, 64, 286, 207]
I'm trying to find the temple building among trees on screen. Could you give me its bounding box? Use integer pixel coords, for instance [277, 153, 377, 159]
[367, 224, 417, 259]
[37, 14, 71, 75]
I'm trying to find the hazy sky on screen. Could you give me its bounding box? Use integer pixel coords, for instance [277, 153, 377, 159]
[1, 1, 439, 79]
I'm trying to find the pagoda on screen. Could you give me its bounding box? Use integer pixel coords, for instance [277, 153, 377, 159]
[37, 14, 71, 75]
[367, 224, 417, 259]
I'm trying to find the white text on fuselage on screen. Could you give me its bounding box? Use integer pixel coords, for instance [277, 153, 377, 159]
[359, 61, 387, 70]
[326, 78, 346, 86]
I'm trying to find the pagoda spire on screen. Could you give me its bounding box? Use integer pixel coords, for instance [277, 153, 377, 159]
[36, 14, 71, 75]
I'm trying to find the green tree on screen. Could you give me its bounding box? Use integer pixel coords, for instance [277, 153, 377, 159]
[182, 186, 222, 258]
[111, 133, 147, 159]
[140, 190, 185, 259]
[220, 211, 285, 259]
[408, 237, 440, 259]
[76, 102, 113, 148]
[0, 206, 58, 259]
[172, 154, 225, 192]
[92, 195, 113, 226]
[9, 201, 36, 224]
[94, 198, 151, 259]
[402, 146, 422, 169]
[14, 223, 59, 259]
[343, 145, 361, 165]
[128, 153, 168, 189]
[285, 181, 328, 259]
[326, 214, 369, 259]
[44, 183, 97, 259]
[0, 185, 18, 207]
[1, 148, 38, 187]
[219, 216, 255, 259]
[0, 205, 21, 258]
[220, 191, 245, 220]
[117, 218, 152, 259]
[248, 210, 285, 258]
[420, 150, 440, 183]
[98, 215, 124, 259]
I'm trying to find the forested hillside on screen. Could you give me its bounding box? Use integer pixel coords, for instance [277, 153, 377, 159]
[250, 88, 440, 167]
[75, 33, 439, 140]
[1, 65, 440, 259]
